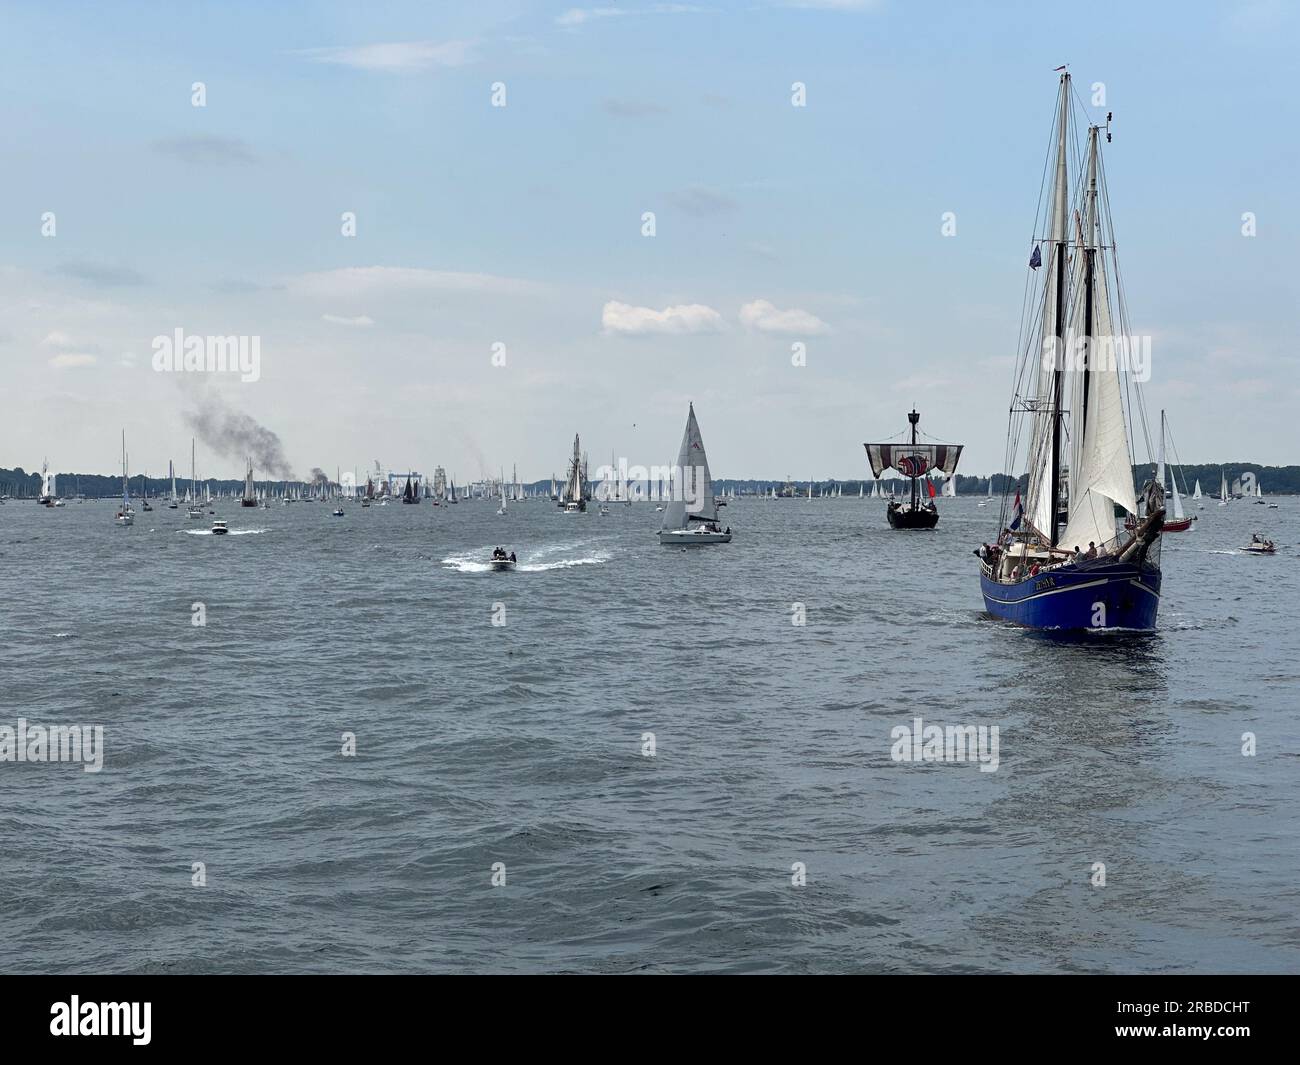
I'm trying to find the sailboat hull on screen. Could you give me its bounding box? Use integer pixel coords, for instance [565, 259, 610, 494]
[658, 529, 732, 545]
[980, 561, 1160, 631]
[887, 502, 938, 529]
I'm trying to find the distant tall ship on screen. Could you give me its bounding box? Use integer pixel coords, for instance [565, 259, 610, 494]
[560, 435, 586, 512]
[864, 409, 962, 529]
[240, 459, 258, 507]
[978, 71, 1163, 631]
[37, 460, 55, 506]
[659, 403, 731, 545]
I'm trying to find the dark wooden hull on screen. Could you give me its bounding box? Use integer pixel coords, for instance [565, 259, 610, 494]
[887, 502, 939, 529]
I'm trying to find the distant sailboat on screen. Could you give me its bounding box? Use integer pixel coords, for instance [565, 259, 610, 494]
[560, 436, 586, 512]
[1192, 479, 1203, 509]
[1219, 469, 1229, 506]
[241, 459, 258, 507]
[188, 440, 204, 519]
[37, 459, 54, 506]
[865, 409, 962, 529]
[115, 431, 134, 526]
[497, 471, 507, 516]
[1154, 411, 1195, 532]
[978, 479, 992, 507]
[658, 403, 731, 545]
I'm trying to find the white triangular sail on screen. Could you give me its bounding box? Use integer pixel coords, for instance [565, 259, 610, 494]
[661, 403, 716, 531]
[1059, 125, 1137, 553]
[1024, 74, 1072, 541]
[1192, 480, 1202, 500]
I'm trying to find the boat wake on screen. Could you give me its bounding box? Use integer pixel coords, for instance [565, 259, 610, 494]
[442, 545, 610, 573]
[184, 528, 267, 536]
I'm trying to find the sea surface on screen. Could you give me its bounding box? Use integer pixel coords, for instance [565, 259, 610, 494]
[2, 495, 1297, 974]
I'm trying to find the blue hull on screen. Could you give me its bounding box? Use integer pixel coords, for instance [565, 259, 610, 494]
[980, 560, 1161, 631]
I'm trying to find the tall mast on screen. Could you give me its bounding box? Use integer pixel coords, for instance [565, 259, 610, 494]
[909, 408, 920, 508]
[1047, 71, 1071, 548]
[1080, 123, 1098, 506]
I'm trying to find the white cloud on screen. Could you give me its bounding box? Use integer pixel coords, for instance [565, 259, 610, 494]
[739, 299, 829, 336]
[558, 5, 708, 26]
[42, 330, 75, 348]
[557, 7, 630, 25]
[322, 314, 375, 327]
[287, 267, 538, 297]
[602, 300, 723, 336]
[49, 353, 97, 369]
[296, 40, 474, 71]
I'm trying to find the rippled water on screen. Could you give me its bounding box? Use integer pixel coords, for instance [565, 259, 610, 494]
[2, 496, 1297, 973]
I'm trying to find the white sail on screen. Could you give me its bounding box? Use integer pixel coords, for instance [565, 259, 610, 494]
[1220, 470, 1229, 501]
[1058, 125, 1137, 553]
[1024, 73, 1072, 541]
[1155, 411, 1166, 494]
[1192, 480, 1202, 500]
[1171, 478, 1185, 520]
[661, 403, 716, 531]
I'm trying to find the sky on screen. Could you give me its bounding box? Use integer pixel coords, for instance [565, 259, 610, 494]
[1, 0, 1297, 483]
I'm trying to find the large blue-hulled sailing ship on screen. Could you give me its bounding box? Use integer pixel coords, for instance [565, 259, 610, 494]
[978, 71, 1164, 632]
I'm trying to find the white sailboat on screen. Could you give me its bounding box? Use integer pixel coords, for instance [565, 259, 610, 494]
[187, 440, 204, 519]
[1219, 469, 1229, 506]
[978, 479, 992, 507]
[497, 470, 507, 515]
[1192, 479, 1203, 509]
[659, 403, 731, 545]
[115, 431, 134, 526]
[1146, 411, 1195, 531]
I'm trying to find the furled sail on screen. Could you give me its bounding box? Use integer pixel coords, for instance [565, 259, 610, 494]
[863, 443, 962, 479]
[661, 403, 717, 530]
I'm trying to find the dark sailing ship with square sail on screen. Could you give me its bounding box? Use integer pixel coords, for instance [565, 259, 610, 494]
[864, 409, 962, 529]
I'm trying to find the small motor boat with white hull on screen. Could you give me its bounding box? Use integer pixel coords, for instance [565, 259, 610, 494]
[490, 547, 517, 570]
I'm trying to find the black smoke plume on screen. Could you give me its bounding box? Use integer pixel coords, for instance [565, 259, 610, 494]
[183, 393, 295, 480]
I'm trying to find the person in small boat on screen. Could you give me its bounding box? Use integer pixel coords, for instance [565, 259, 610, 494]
[1072, 545, 1083, 563]
[1251, 533, 1260, 544]
[509, 551, 516, 563]
[1086, 541, 1098, 559]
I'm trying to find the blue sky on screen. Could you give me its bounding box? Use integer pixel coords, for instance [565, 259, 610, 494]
[1, 0, 1296, 481]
